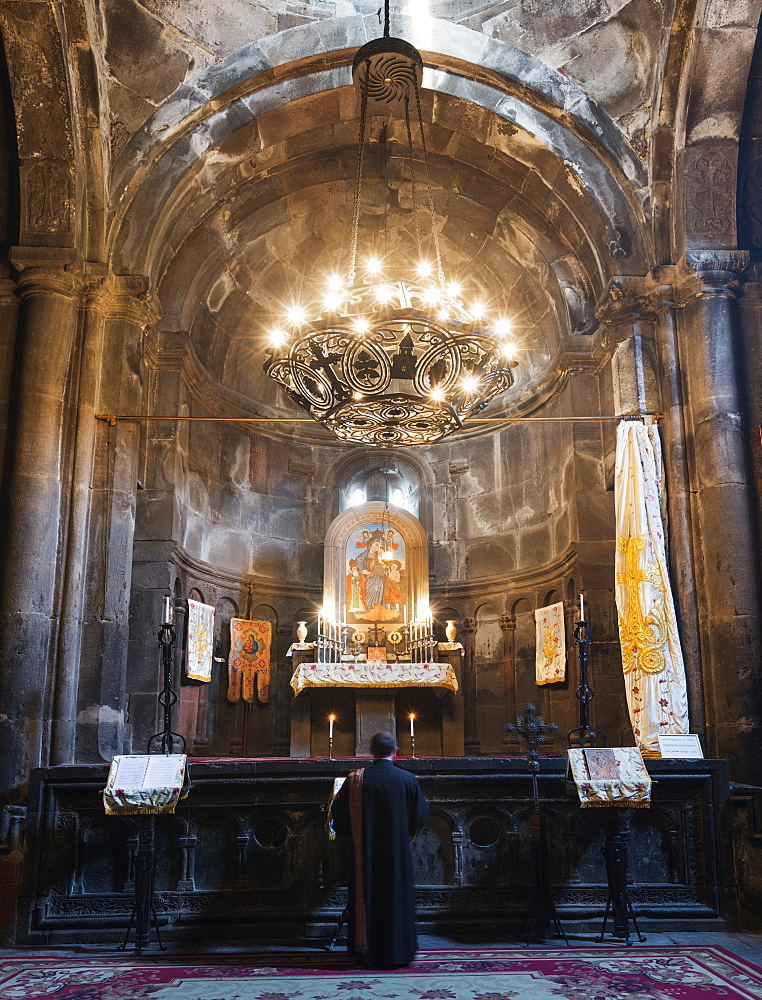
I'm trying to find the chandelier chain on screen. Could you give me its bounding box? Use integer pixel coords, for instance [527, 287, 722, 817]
[404, 96, 424, 264]
[414, 80, 445, 288]
[348, 64, 370, 287]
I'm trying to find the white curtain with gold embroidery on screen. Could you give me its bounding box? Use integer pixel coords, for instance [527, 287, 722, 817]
[614, 420, 689, 752]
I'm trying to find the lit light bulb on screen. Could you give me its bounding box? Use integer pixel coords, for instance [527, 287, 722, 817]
[366, 257, 382, 275]
[422, 286, 440, 306]
[437, 308, 449, 322]
[353, 392, 364, 401]
[447, 281, 461, 298]
[417, 260, 432, 277]
[326, 274, 344, 292]
[269, 329, 288, 348]
[461, 375, 479, 394]
[375, 284, 392, 303]
[353, 317, 369, 334]
[493, 317, 512, 337]
[323, 291, 343, 311]
[470, 302, 486, 320]
[430, 386, 445, 402]
[287, 305, 306, 326]
[501, 342, 515, 360]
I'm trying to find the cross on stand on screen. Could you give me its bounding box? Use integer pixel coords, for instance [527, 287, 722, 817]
[367, 622, 386, 646]
[505, 704, 569, 946]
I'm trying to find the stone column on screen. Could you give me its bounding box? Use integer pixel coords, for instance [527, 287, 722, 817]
[737, 265, 762, 541]
[499, 613, 517, 746]
[77, 279, 154, 762]
[675, 250, 762, 773]
[596, 277, 661, 418]
[0, 265, 20, 483]
[459, 617, 479, 756]
[648, 274, 706, 739]
[50, 271, 110, 764]
[0, 251, 81, 803]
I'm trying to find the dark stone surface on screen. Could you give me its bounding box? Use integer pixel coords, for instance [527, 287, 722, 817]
[15, 757, 733, 945]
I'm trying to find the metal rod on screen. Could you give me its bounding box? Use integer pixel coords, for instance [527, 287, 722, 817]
[96, 413, 663, 425]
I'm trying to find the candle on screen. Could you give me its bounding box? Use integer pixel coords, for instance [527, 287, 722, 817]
[163, 596, 172, 624]
[403, 604, 407, 623]
[329, 714, 335, 739]
[409, 713, 415, 737]
[579, 592, 585, 620]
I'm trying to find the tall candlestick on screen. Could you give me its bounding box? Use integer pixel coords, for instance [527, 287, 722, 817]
[579, 592, 585, 621]
[329, 714, 335, 739]
[409, 713, 415, 737]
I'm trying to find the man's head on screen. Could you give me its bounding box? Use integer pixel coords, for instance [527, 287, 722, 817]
[369, 731, 397, 759]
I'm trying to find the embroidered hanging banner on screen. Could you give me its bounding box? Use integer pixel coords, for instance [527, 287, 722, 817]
[614, 420, 689, 754]
[227, 619, 272, 704]
[534, 602, 566, 684]
[186, 599, 214, 682]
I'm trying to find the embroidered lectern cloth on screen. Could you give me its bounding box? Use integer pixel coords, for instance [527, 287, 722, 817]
[290, 660, 459, 696]
[535, 601, 566, 684]
[186, 599, 214, 682]
[227, 619, 271, 704]
[568, 747, 651, 808]
[614, 421, 689, 753]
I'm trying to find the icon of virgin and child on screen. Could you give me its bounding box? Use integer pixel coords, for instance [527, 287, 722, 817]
[346, 524, 405, 624]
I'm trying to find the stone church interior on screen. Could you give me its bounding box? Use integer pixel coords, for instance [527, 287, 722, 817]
[1, 0, 762, 950]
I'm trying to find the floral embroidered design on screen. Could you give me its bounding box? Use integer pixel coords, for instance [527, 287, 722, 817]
[616, 536, 667, 675]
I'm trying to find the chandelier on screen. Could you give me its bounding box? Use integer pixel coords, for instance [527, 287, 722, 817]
[263, 7, 518, 446]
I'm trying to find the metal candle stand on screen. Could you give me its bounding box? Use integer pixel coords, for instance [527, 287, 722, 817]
[565, 612, 645, 945]
[120, 609, 187, 955]
[567, 617, 605, 749]
[505, 705, 568, 946]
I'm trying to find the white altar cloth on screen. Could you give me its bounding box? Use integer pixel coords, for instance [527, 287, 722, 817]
[290, 660, 459, 696]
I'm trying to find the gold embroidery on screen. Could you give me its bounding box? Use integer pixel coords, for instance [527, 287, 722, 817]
[616, 536, 667, 675]
[542, 625, 559, 667]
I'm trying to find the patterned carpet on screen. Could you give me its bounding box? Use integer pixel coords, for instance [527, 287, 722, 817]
[2, 947, 762, 999]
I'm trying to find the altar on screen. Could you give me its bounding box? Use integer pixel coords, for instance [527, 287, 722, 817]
[288, 646, 464, 756]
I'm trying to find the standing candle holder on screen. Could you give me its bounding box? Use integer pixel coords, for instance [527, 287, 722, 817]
[410, 733, 416, 759]
[567, 605, 606, 749]
[328, 736, 334, 761]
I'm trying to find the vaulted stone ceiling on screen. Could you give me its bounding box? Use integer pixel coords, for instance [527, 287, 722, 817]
[95, 1, 666, 436]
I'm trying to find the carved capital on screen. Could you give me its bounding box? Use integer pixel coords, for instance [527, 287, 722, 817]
[595, 276, 657, 329]
[11, 250, 83, 301]
[458, 617, 476, 635]
[677, 249, 749, 304]
[498, 614, 516, 631]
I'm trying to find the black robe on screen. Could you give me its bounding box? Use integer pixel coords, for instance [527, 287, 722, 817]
[332, 758, 429, 968]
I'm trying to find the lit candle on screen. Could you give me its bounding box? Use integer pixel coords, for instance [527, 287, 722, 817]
[579, 592, 585, 621]
[409, 713, 415, 737]
[329, 714, 335, 739]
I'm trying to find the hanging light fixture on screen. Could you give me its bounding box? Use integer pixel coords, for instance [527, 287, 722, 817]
[263, 3, 518, 446]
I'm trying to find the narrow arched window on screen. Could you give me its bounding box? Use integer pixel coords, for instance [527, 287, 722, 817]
[351, 487, 366, 507]
[390, 487, 405, 508]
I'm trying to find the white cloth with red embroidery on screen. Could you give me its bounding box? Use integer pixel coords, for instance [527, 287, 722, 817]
[614, 421, 689, 753]
[290, 660, 458, 696]
[186, 599, 214, 681]
[534, 601, 566, 684]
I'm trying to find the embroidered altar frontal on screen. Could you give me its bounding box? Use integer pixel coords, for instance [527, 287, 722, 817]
[290, 660, 459, 696]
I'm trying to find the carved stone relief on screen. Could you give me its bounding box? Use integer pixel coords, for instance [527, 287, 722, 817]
[20, 159, 72, 237]
[684, 146, 735, 241]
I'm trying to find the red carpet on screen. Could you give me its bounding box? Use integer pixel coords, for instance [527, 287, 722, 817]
[1, 947, 761, 999]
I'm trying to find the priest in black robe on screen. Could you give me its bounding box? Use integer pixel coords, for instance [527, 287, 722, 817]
[332, 731, 429, 968]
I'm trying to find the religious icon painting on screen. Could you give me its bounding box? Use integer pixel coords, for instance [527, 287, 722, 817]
[227, 618, 271, 704]
[345, 521, 406, 625]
